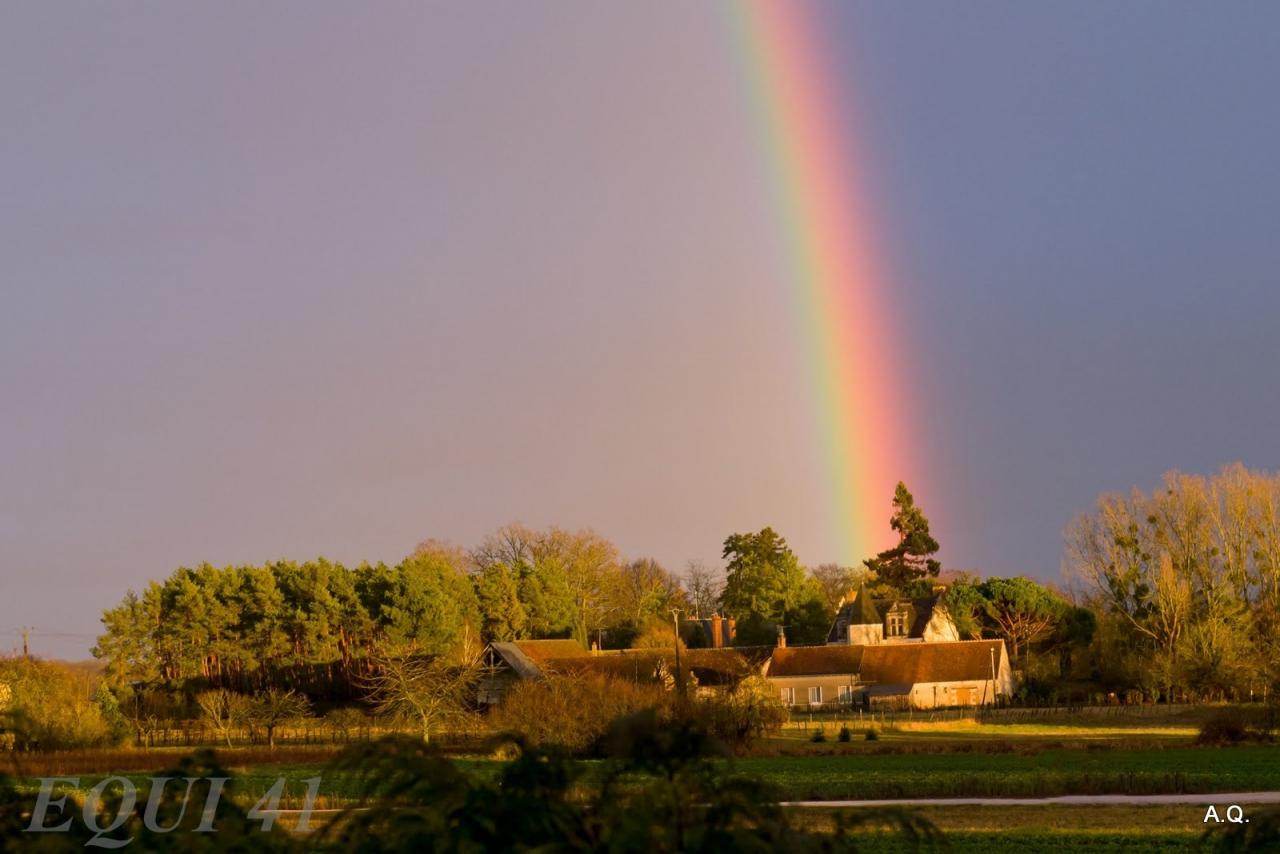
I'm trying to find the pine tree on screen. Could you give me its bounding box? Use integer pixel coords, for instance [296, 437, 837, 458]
[864, 482, 942, 592]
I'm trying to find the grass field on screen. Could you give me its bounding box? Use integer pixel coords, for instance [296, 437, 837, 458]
[735, 745, 1280, 800]
[9, 707, 1276, 849]
[21, 741, 1266, 807]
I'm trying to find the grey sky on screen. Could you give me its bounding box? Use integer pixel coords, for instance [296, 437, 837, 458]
[3, 3, 1278, 658]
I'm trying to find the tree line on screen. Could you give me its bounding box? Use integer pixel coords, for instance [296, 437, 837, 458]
[92, 466, 1280, 705]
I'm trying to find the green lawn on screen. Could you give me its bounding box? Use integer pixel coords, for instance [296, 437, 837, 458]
[21, 743, 1279, 806]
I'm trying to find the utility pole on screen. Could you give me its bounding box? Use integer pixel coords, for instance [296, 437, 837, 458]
[21, 627, 30, 659]
[989, 647, 997, 705]
[670, 608, 685, 698]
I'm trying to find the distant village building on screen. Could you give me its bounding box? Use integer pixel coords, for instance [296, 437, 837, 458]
[765, 639, 1014, 710]
[478, 585, 1017, 711]
[827, 584, 960, 645]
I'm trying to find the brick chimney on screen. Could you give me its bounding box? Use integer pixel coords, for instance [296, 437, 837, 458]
[776, 627, 787, 649]
[711, 614, 723, 648]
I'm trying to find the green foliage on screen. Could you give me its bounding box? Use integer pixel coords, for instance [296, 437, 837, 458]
[474, 561, 527, 641]
[95, 556, 480, 695]
[864, 482, 942, 591]
[719, 527, 812, 627]
[943, 582, 987, 639]
[978, 576, 1067, 660]
[838, 725, 852, 742]
[811, 728, 827, 743]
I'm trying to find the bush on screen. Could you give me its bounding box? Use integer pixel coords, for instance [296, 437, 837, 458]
[491, 674, 672, 754]
[838, 725, 852, 743]
[865, 728, 880, 741]
[810, 728, 826, 743]
[698, 676, 789, 747]
[0, 657, 121, 749]
[1196, 708, 1277, 746]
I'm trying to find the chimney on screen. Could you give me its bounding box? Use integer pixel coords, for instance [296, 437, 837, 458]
[776, 627, 787, 649]
[711, 614, 723, 648]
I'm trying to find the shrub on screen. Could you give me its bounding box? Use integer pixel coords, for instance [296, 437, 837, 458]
[491, 674, 671, 754]
[865, 728, 880, 741]
[698, 676, 789, 747]
[0, 657, 120, 749]
[1196, 708, 1277, 746]
[810, 728, 826, 743]
[325, 707, 369, 742]
[838, 725, 852, 743]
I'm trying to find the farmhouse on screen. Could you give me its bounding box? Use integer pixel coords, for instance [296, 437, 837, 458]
[765, 638, 1015, 710]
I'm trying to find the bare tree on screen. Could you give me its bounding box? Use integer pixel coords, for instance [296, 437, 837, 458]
[809, 563, 865, 611]
[195, 689, 251, 748]
[249, 688, 312, 749]
[683, 560, 723, 618]
[363, 650, 483, 744]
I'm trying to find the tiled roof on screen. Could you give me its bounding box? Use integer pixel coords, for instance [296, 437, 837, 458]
[542, 647, 764, 686]
[512, 639, 588, 662]
[768, 645, 864, 677]
[768, 640, 1005, 684]
[860, 639, 1003, 684]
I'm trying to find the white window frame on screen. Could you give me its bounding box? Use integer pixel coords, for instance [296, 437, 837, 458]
[837, 685, 853, 706]
[781, 687, 795, 706]
[808, 686, 822, 706]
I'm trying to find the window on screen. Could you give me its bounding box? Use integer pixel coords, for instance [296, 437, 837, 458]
[808, 686, 822, 706]
[781, 687, 795, 706]
[886, 609, 908, 637]
[837, 685, 853, 706]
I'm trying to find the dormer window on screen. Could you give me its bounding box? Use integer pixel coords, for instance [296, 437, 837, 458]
[886, 608, 908, 638]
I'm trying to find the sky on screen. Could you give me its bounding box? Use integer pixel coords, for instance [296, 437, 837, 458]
[3, 3, 1278, 659]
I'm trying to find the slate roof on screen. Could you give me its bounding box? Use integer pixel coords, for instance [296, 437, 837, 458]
[827, 592, 944, 643]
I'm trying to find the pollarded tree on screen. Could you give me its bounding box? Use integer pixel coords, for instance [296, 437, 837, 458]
[864, 483, 942, 592]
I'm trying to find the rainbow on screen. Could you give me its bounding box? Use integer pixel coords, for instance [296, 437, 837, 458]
[726, 1, 918, 563]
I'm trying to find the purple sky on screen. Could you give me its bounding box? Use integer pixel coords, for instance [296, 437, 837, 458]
[4, 3, 1279, 659]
